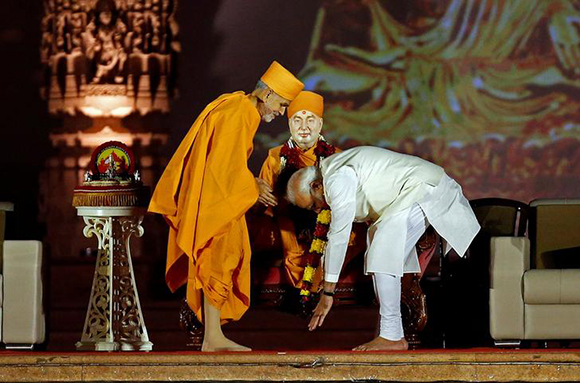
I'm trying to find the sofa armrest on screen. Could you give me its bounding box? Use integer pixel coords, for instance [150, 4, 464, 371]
[489, 237, 529, 341]
[2, 240, 45, 346]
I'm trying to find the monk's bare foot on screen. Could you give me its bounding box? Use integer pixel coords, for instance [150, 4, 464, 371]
[201, 335, 252, 352]
[352, 336, 408, 351]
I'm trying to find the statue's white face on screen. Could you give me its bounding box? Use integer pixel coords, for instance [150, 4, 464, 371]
[289, 110, 323, 150]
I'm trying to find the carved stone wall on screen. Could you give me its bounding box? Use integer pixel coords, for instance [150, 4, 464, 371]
[41, 0, 180, 117]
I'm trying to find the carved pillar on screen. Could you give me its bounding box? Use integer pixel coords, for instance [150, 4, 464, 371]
[75, 207, 152, 351]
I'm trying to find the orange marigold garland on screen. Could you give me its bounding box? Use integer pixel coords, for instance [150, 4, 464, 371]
[279, 136, 336, 172]
[300, 208, 331, 300]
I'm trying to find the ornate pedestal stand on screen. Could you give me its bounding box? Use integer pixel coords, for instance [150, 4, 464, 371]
[75, 206, 153, 351]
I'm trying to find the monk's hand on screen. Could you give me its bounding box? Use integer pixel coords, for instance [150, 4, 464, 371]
[256, 178, 278, 207]
[308, 294, 333, 331]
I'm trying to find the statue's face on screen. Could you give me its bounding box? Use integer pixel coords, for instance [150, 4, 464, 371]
[71, 13, 83, 28]
[134, 13, 144, 28]
[289, 110, 323, 150]
[99, 11, 112, 25]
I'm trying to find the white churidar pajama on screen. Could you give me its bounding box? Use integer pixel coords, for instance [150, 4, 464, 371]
[372, 202, 429, 340]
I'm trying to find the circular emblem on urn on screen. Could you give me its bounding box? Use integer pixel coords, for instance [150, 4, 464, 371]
[73, 141, 149, 207]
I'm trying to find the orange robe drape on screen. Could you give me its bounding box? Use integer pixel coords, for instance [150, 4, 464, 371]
[149, 91, 260, 323]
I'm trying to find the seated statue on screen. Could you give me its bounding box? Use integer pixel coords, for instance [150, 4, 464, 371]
[251, 91, 366, 301]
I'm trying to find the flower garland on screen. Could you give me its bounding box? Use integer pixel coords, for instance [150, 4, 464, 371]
[299, 208, 331, 300]
[278, 137, 337, 301]
[279, 142, 301, 172]
[279, 136, 335, 172]
[313, 139, 336, 166]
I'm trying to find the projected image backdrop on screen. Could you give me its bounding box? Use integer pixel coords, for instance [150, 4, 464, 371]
[272, 0, 580, 202]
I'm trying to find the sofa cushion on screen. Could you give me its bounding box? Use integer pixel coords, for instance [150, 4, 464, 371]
[2, 240, 45, 345]
[525, 304, 580, 339]
[530, 199, 580, 269]
[524, 269, 580, 304]
[0, 274, 2, 343]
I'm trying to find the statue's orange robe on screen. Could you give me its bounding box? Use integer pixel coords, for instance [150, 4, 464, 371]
[149, 91, 260, 323]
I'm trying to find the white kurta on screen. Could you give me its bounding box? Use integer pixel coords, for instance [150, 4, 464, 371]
[320, 146, 480, 281]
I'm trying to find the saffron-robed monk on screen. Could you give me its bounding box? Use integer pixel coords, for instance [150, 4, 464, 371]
[149, 61, 303, 351]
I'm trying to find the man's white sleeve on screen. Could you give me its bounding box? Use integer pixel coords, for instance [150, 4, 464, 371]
[324, 167, 357, 283]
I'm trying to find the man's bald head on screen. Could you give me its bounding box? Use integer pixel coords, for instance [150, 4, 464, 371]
[286, 166, 326, 212]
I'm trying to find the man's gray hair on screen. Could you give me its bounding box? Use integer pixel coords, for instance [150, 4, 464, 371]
[286, 166, 322, 205]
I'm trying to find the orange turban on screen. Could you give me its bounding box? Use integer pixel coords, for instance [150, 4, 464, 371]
[287, 91, 324, 119]
[260, 61, 304, 101]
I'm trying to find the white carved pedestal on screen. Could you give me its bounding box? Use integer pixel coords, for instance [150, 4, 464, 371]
[75, 207, 153, 351]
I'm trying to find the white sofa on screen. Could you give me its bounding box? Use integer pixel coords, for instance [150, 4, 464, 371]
[0, 203, 46, 350]
[489, 199, 580, 346]
[1, 241, 46, 349]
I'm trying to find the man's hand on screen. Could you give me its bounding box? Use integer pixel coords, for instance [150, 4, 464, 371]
[308, 294, 333, 331]
[255, 178, 278, 207]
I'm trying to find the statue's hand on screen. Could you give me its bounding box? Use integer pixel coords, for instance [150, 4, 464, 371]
[256, 178, 278, 207]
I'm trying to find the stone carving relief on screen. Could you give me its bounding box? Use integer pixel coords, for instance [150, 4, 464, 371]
[41, 0, 180, 117]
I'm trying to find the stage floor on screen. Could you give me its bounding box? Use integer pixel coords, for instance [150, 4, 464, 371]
[1, 349, 580, 382]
